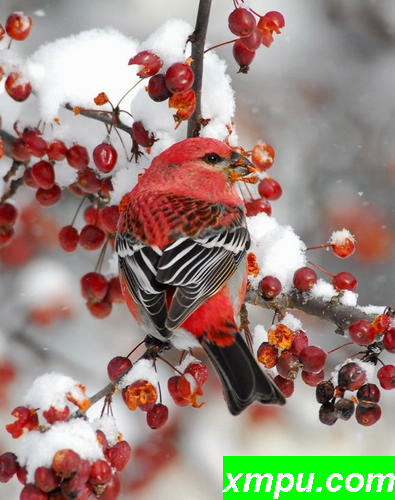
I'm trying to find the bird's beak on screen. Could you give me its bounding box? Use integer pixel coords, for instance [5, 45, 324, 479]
[227, 151, 258, 184]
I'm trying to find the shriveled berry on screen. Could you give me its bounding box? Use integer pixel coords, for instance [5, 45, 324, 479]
[66, 144, 89, 170]
[89, 459, 111, 485]
[293, 266, 317, 291]
[106, 441, 131, 471]
[35, 184, 61, 206]
[146, 403, 169, 429]
[355, 404, 381, 426]
[93, 143, 118, 173]
[319, 402, 337, 425]
[148, 74, 172, 102]
[276, 352, 299, 380]
[299, 346, 327, 373]
[257, 11, 285, 48]
[5, 13, 32, 41]
[233, 39, 255, 69]
[81, 272, 108, 301]
[228, 8, 256, 37]
[165, 63, 194, 93]
[47, 140, 67, 161]
[59, 225, 79, 252]
[132, 121, 156, 148]
[128, 50, 162, 77]
[245, 198, 272, 216]
[268, 324, 294, 351]
[301, 370, 324, 387]
[371, 314, 391, 335]
[107, 356, 132, 381]
[0, 203, 17, 226]
[5, 72, 32, 101]
[377, 365, 395, 390]
[338, 362, 366, 391]
[43, 406, 70, 425]
[20, 484, 47, 500]
[315, 380, 334, 404]
[383, 327, 395, 353]
[0, 452, 18, 482]
[348, 319, 375, 346]
[334, 398, 354, 420]
[260, 275, 281, 299]
[52, 449, 81, 479]
[257, 342, 278, 369]
[79, 225, 105, 250]
[332, 271, 358, 292]
[35, 466, 59, 492]
[184, 361, 209, 386]
[290, 330, 309, 356]
[31, 160, 55, 189]
[258, 177, 282, 200]
[273, 375, 294, 397]
[357, 383, 380, 404]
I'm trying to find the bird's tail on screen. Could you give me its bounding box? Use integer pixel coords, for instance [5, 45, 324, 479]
[201, 333, 286, 415]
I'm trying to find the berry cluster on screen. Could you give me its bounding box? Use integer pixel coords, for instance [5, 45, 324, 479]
[0, 202, 18, 247]
[227, 5, 284, 72]
[129, 51, 196, 129]
[80, 273, 123, 319]
[167, 360, 208, 408]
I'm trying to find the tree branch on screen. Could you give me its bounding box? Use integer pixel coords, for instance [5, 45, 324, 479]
[64, 103, 133, 135]
[187, 0, 212, 138]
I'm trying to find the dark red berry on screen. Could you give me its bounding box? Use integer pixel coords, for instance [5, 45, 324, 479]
[383, 327, 395, 353]
[31, 160, 55, 189]
[52, 449, 81, 479]
[132, 121, 156, 148]
[245, 198, 272, 216]
[259, 275, 282, 299]
[93, 143, 118, 173]
[273, 375, 294, 397]
[5, 72, 32, 101]
[20, 484, 47, 500]
[107, 356, 132, 381]
[316, 380, 334, 404]
[357, 383, 380, 404]
[332, 271, 358, 292]
[319, 402, 337, 425]
[106, 441, 131, 471]
[23, 129, 47, 157]
[128, 50, 162, 77]
[81, 272, 108, 301]
[77, 168, 101, 193]
[301, 370, 324, 387]
[299, 346, 327, 373]
[59, 225, 79, 252]
[0, 452, 19, 482]
[0, 226, 14, 247]
[290, 330, 309, 356]
[293, 266, 317, 291]
[66, 144, 89, 170]
[276, 352, 299, 380]
[184, 361, 209, 386]
[348, 319, 375, 346]
[377, 365, 395, 390]
[35, 184, 61, 206]
[5, 13, 32, 41]
[87, 300, 112, 319]
[11, 138, 30, 162]
[147, 74, 172, 102]
[23, 168, 38, 188]
[89, 459, 111, 485]
[355, 404, 381, 426]
[47, 140, 67, 161]
[233, 39, 255, 68]
[228, 8, 256, 37]
[258, 178, 282, 200]
[79, 225, 105, 250]
[165, 63, 194, 93]
[34, 466, 59, 492]
[0, 203, 17, 226]
[42, 406, 70, 425]
[241, 28, 263, 50]
[334, 398, 354, 420]
[338, 362, 366, 391]
[146, 403, 169, 429]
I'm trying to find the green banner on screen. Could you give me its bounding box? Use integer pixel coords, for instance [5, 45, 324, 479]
[223, 456, 395, 498]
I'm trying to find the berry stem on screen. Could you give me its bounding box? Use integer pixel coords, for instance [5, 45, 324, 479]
[126, 340, 146, 358]
[114, 78, 144, 110]
[70, 195, 87, 227]
[327, 342, 354, 355]
[94, 236, 110, 273]
[204, 38, 239, 53]
[306, 244, 331, 251]
[307, 259, 334, 278]
[156, 354, 184, 376]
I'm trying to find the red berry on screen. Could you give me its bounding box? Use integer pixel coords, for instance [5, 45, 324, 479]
[228, 8, 256, 37]
[0, 226, 14, 247]
[66, 144, 89, 170]
[377, 365, 395, 390]
[299, 346, 327, 373]
[184, 361, 209, 386]
[257, 342, 278, 369]
[35, 466, 59, 492]
[259, 275, 282, 299]
[276, 352, 299, 380]
[100, 474, 120, 499]
[241, 28, 263, 50]
[334, 398, 354, 420]
[108, 277, 124, 303]
[0, 452, 18, 482]
[167, 376, 189, 406]
[20, 484, 47, 500]
[273, 375, 294, 397]
[316, 380, 334, 404]
[52, 449, 81, 479]
[31, 160, 55, 189]
[338, 362, 366, 391]
[233, 39, 255, 68]
[35, 184, 61, 206]
[290, 330, 309, 356]
[100, 205, 119, 233]
[93, 143, 118, 173]
[357, 383, 380, 404]
[89, 459, 111, 485]
[319, 402, 337, 425]
[107, 356, 132, 381]
[245, 198, 272, 216]
[258, 178, 282, 200]
[147, 74, 172, 102]
[23, 129, 48, 157]
[47, 140, 67, 161]
[106, 441, 131, 471]
[23, 168, 38, 188]
[5, 13, 32, 41]
[165, 63, 195, 93]
[84, 206, 100, 225]
[384, 327, 395, 353]
[146, 403, 169, 429]
[251, 143, 275, 170]
[132, 121, 156, 148]
[331, 235, 355, 258]
[5, 72, 32, 101]
[332, 271, 358, 292]
[100, 177, 113, 196]
[42, 405, 70, 425]
[79, 225, 105, 250]
[81, 272, 108, 301]
[0, 203, 17, 226]
[355, 404, 381, 426]
[301, 370, 324, 387]
[87, 300, 112, 319]
[59, 225, 79, 252]
[257, 11, 285, 48]
[11, 138, 30, 162]
[128, 50, 162, 78]
[348, 319, 375, 346]
[371, 314, 391, 335]
[77, 168, 101, 193]
[16, 466, 27, 485]
[293, 266, 317, 291]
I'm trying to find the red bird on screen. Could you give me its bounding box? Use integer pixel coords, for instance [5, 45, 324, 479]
[116, 137, 285, 414]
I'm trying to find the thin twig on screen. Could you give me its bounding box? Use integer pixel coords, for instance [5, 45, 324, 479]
[64, 103, 133, 136]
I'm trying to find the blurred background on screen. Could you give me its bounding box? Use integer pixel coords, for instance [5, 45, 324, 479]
[0, 0, 394, 498]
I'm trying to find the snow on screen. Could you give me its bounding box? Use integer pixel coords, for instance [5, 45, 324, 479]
[54, 160, 77, 188]
[24, 373, 85, 411]
[118, 358, 158, 389]
[357, 305, 386, 315]
[252, 324, 268, 356]
[247, 213, 306, 293]
[329, 228, 355, 245]
[339, 290, 358, 307]
[281, 312, 302, 331]
[176, 353, 200, 373]
[310, 279, 336, 301]
[92, 415, 120, 446]
[16, 419, 104, 482]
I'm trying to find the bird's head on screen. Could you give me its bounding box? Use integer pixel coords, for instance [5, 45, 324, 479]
[158, 137, 258, 184]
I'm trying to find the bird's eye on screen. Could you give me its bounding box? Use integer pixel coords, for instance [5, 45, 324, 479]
[204, 153, 222, 164]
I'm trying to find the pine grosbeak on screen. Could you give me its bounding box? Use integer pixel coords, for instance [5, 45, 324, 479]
[116, 137, 285, 414]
